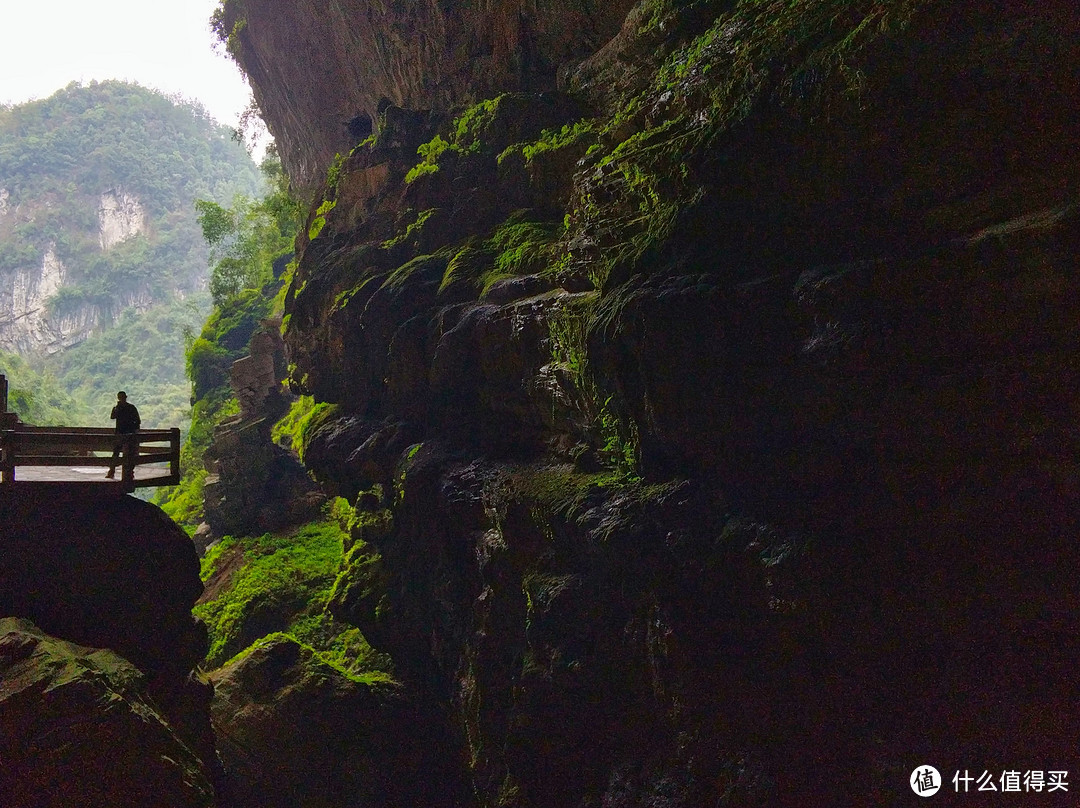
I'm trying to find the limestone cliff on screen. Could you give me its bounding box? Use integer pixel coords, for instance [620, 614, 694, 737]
[0, 190, 158, 354]
[216, 0, 1080, 804]
[0, 81, 261, 359]
[216, 0, 636, 191]
[97, 189, 147, 250]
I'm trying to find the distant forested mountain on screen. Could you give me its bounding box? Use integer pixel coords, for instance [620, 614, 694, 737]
[0, 80, 262, 428]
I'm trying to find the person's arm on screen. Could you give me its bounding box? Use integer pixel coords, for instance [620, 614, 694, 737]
[133, 407, 141, 430]
[110, 406, 117, 421]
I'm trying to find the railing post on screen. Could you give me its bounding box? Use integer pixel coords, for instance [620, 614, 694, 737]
[0, 436, 12, 483]
[0, 374, 7, 413]
[169, 427, 181, 483]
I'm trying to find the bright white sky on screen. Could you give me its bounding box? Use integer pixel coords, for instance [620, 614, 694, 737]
[0, 0, 253, 132]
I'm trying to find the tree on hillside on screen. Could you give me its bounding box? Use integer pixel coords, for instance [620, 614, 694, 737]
[197, 148, 301, 306]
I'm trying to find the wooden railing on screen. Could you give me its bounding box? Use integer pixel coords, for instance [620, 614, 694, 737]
[0, 426, 181, 492]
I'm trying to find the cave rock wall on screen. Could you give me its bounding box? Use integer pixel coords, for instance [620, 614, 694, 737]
[226, 0, 1080, 804]
[219, 0, 635, 190]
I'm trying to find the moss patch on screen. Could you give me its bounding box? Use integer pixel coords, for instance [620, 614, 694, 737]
[195, 517, 391, 677]
[498, 118, 600, 167]
[270, 395, 341, 462]
[380, 207, 439, 251]
[487, 216, 564, 277]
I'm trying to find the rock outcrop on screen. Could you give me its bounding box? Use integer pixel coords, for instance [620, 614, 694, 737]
[202, 322, 325, 538]
[220, 0, 1080, 804]
[0, 486, 221, 802]
[0, 618, 214, 808]
[210, 635, 471, 808]
[216, 0, 636, 190]
[97, 189, 146, 250]
[0, 264, 154, 355]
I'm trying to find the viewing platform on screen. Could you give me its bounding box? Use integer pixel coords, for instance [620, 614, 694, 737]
[0, 375, 180, 493]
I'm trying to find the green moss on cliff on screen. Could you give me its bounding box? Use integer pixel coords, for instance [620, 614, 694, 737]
[222, 631, 394, 686]
[156, 285, 273, 525]
[160, 397, 239, 527]
[501, 465, 662, 520]
[307, 199, 336, 240]
[404, 93, 542, 184]
[404, 136, 451, 184]
[453, 96, 507, 152]
[327, 537, 391, 628]
[560, 0, 927, 288]
[196, 515, 392, 677]
[382, 253, 448, 292]
[439, 244, 491, 294]
[488, 216, 564, 277]
[498, 118, 600, 167]
[270, 396, 340, 463]
[380, 207, 439, 250]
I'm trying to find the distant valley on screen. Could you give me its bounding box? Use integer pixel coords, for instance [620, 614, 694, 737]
[0, 80, 260, 428]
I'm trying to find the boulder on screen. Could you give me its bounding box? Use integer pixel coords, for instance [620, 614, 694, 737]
[0, 618, 214, 808]
[0, 486, 221, 791]
[0, 486, 204, 679]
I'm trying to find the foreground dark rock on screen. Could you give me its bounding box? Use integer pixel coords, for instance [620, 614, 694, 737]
[0, 486, 204, 679]
[0, 486, 220, 802]
[0, 618, 214, 808]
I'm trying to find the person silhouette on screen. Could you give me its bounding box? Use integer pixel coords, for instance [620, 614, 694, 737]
[106, 391, 140, 479]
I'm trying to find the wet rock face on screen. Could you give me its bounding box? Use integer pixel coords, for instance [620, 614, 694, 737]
[0, 618, 215, 808]
[219, 0, 633, 190]
[600, 215, 1080, 534]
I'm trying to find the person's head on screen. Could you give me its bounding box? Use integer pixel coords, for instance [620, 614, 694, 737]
[117, 391, 127, 402]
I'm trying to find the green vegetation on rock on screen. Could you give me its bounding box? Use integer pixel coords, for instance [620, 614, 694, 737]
[404, 94, 516, 183]
[498, 118, 599, 167]
[270, 396, 340, 462]
[561, 0, 927, 289]
[0, 352, 81, 425]
[196, 514, 393, 679]
[197, 150, 300, 306]
[155, 153, 301, 524]
[0, 80, 260, 300]
[155, 286, 271, 524]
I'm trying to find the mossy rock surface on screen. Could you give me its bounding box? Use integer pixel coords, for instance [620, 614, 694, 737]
[196, 518, 392, 677]
[0, 618, 214, 808]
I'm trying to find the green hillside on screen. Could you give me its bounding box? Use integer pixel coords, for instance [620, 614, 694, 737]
[0, 80, 262, 428]
[0, 351, 80, 426]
